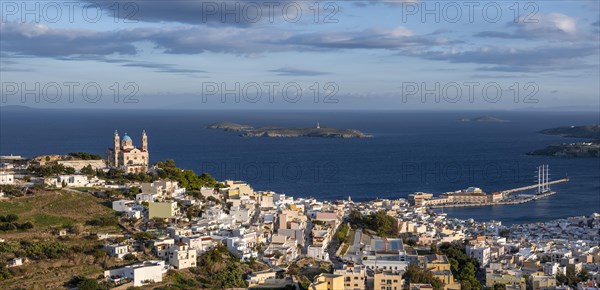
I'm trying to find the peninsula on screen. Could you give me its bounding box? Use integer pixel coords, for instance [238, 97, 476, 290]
[528, 125, 600, 157]
[206, 121, 371, 138]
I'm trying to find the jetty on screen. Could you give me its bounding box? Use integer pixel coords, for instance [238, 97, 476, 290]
[423, 165, 569, 209]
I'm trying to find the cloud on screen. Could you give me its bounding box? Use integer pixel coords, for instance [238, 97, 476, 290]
[55, 55, 208, 76]
[0, 21, 138, 57]
[475, 13, 583, 41]
[119, 62, 207, 73]
[269, 66, 329, 76]
[85, 0, 346, 27]
[285, 26, 457, 50]
[1, 21, 452, 58]
[416, 45, 599, 72]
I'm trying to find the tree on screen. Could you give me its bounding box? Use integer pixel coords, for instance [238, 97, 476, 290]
[123, 253, 137, 261]
[1, 214, 19, 223]
[18, 222, 34, 230]
[403, 263, 445, 290]
[347, 210, 398, 237]
[439, 242, 480, 290]
[68, 152, 102, 160]
[80, 165, 95, 176]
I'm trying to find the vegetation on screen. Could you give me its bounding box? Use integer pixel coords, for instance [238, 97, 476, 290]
[556, 268, 590, 287]
[192, 244, 247, 288]
[348, 210, 399, 237]
[0, 191, 118, 231]
[0, 214, 34, 231]
[68, 152, 103, 160]
[336, 223, 350, 243]
[0, 266, 12, 281]
[87, 215, 119, 227]
[95, 168, 157, 183]
[438, 242, 481, 290]
[154, 159, 220, 190]
[27, 164, 76, 177]
[0, 185, 24, 197]
[0, 239, 71, 260]
[403, 263, 445, 290]
[67, 276, 109, 290]
[80, 165, 96, 176]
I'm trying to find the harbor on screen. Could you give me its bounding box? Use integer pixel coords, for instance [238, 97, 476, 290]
[411, 165, 570, 209]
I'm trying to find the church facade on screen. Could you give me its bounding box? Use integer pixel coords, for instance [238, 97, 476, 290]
[107, 130, 149, 173]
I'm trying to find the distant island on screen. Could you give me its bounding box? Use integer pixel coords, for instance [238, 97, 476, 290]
[528, 125, 600, 158]
[205, 121, 254, 132]
[458, 116, 508, 122]
[206, 122, 371, 138]
[538, 125, 600, 139]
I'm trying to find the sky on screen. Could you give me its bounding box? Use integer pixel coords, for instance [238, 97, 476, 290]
[0, 0, 599, 110]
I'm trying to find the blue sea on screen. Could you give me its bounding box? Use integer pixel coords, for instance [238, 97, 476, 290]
[1, 109, 599, 225]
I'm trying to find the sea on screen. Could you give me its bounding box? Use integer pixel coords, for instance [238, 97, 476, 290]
[1, 108, 599, 226]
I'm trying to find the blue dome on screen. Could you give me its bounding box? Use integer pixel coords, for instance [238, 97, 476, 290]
[122, 135, 132, 141]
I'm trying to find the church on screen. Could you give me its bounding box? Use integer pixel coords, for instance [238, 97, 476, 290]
[107, 130, 149, 173]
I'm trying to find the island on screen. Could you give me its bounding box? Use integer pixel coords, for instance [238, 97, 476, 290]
[527, 125, 600, 158]
[206, 122, 371, 138]
[206, 121, 254, 132]
[459, 116, 508, 122]
[538, 125, 600, 139]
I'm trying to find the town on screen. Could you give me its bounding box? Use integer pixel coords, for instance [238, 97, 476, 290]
[0, 131, 598, 290]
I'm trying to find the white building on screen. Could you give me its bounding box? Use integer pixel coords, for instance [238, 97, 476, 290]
[136, 192, 159, 202]
[544, 262, 560, 276]
[168, 243, 197, 269]
[112, 200, 136, 212]
[105, 243, 132, 259]
[246, 270, 278, 287]
[466, 245, 491, 267]
[0, 171, 15, 185]
[104, 260, 167, 287]
[180, 235, 215, 254]
[45, 175, 89, 187]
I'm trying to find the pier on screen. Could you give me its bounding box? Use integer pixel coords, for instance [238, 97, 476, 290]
[426, 165, 570, 209]
[501, 178, 569, 194]
[429, 191, 558, 208]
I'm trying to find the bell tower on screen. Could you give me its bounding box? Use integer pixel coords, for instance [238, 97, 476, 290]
[142, 130, 148, 151]
[113, 130, 120, 166]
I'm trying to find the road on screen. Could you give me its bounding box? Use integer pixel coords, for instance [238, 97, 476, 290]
[344, 229, 363, 264]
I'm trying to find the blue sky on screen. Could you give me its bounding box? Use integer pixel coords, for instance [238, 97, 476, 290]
[1, 0, 599, 110]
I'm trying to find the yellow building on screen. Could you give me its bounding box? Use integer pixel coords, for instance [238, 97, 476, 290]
[149, 201, 178, 219]
[374, 270, 403, 290]
[333, 264, 366, 290]
[311, 273, 345, 290]
[486, 272, 526, 290]
[425, 254, 451, 271]
[529, 272, 557, 290]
